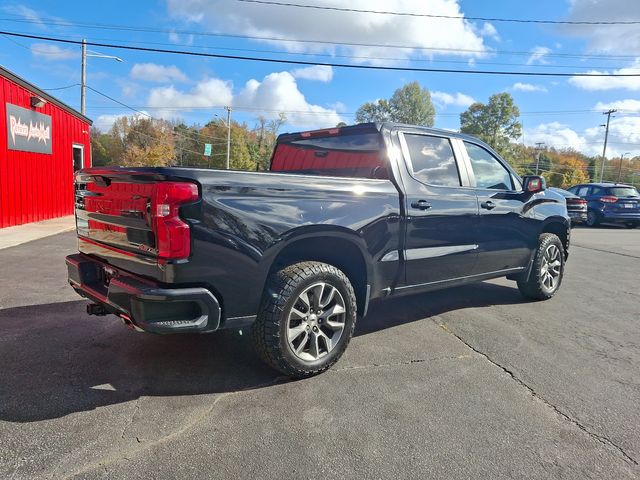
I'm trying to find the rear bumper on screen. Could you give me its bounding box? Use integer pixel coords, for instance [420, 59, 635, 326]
[601, 211, 640, 223]
[568, 211, 587, 223]
[66, 253, 221, 334]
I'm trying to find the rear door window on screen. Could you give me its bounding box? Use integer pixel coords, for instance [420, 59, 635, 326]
[403, 134, 461, 187]
[464, 142, 513, 190]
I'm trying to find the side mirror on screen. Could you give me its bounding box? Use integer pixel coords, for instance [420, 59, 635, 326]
[522, 175, 546, 193]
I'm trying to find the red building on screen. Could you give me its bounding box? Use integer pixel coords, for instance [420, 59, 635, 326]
[1, 65, 92, 228]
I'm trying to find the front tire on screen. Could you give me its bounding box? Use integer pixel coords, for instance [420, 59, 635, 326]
[517, 233, 565, 301]
[251, 261, 358, 378]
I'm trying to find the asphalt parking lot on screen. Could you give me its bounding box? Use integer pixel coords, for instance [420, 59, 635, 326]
[1, 227, 639, 479]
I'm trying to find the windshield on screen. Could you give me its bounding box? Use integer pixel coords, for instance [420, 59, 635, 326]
[607, 187, 639, 197]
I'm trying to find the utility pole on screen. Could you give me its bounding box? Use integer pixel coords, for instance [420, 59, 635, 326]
[225, 106, 232, 170]
[80, 39, 123, 115]
[617, 152, 630, 183]
[534, 142, 545, 175]
[600, 109, 616, 182]
[81, 39, 86, 115]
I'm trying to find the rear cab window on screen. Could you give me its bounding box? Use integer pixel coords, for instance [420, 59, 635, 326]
[270, 131, 389, 179]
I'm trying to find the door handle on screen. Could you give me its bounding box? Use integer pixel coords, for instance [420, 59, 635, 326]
[411, 200, 432, 210]
[481, 200, 496, 210]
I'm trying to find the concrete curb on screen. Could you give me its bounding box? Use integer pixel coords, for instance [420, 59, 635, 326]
[0, 216, 76, 250]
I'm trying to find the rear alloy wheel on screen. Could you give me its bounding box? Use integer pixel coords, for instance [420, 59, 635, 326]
[286, 282, 347, 362]
[251, 262, 357, 378]
[518, 233, 565, 301]
[586, 210, 600, 227]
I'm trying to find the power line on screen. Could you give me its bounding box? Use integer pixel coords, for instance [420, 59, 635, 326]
[4, 31, 640, 78]
[236, 0, 640, 25]
[86, 86, 229, 142]
[88, 105, 609, 117]
[42, 83, 80, 91]
[85, 85, 149, 117]
[1, 17, 639, 60]
[8, 33, 629, 70]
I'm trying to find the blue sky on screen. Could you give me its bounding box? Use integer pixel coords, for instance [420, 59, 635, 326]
[1, 0, 640, 157]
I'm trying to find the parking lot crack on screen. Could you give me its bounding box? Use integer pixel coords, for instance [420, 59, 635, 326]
[333, 354, 472, 372]
[61, 376, 289, 479]
[435, 321, 639, 468]
[120, 398, 141, 440]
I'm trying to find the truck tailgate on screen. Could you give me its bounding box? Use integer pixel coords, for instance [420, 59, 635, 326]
[75, 169, 199, 266]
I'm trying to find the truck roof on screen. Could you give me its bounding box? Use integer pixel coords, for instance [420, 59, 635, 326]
[278, 122, 482, 144]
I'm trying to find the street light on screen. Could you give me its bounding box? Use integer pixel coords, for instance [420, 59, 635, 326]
[81, 38, 124, 115]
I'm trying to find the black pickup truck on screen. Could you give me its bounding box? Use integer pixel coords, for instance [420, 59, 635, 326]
[66, 123, 570, 377]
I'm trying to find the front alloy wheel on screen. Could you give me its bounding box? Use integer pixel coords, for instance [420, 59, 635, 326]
[517, 233, 565, 300]
[539, 243, 562, 294]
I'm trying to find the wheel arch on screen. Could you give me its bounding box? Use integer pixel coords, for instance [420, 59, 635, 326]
[540, 217, 570, 258]
[262, 227, 372, 316]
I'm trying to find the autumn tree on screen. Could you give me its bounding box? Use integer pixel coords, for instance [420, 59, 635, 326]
[355, 82, 435, 126]
[460, 93, 522, 157]
[108, 116, 177, 167]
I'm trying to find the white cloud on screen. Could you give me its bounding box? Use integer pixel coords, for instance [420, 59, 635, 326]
[525, 118, 640, 158]
[140, 66, 342, 127]
[526, 46, 551, 65]
[30, 43, 77, 61]
[594, 99, 640, 112]
[330, 101, 347, 113]
[147, 78, 233, 118]
[166, 0, 490, 63]
[168, 30, 194, 45]
[291, 65, 333, 82]
[525, 122, 588, 152]
[235, 71, 343, 127]
[564, 0, 640, 55]
[130, 63, 188, 83]
[94, 112, 150, 131]
[2, 4, 45, 26]
[569, 59, 640, 91]
[479, 22, 500, 41]
[511, 82, 548, 93]
[431, 91, 475, 108]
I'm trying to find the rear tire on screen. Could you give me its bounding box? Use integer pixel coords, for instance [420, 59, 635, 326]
[251, 261, 357, 378]
[586, 210, 600, 227]
[517, 233, 565, 301]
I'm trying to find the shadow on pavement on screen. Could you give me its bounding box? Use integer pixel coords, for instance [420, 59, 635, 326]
[0, 282, 524, 423]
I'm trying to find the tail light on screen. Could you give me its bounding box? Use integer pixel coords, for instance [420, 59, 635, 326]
[600, 196, 618, 203]
[567, 198, 587, 205]
[152, 182, 199, 259]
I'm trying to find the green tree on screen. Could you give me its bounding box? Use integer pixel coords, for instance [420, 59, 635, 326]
[355, 82, 435, 126]
[173, 122, 206, 167]
[460, 93, 522, 157]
